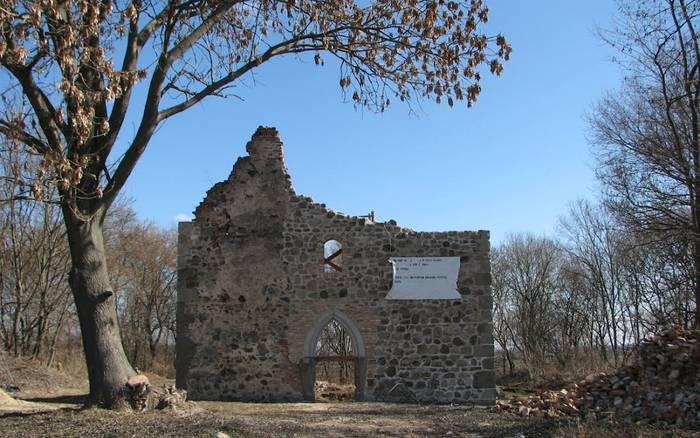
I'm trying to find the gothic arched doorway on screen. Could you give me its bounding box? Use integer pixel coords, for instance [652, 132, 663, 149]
[300, 310, 367, 401]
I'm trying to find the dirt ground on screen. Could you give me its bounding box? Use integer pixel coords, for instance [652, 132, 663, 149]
[0, 355, 695, 437]
[1, 396, 697, 438]
[0, 399, 563, 438]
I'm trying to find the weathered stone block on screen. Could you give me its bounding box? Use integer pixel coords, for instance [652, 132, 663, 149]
[473, 371, 495, 389]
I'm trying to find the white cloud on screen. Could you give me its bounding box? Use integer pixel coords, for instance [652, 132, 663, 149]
[174, 213, 194, 222]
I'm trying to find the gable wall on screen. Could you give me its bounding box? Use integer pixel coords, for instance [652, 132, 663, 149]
[177, 127, 495, 404]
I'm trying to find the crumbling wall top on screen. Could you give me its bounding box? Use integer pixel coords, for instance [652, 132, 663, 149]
[246, 126, 285, 163]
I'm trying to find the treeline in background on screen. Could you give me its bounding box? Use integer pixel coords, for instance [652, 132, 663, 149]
[493, 200, 695, 384]
[0, 147, 176, 377]
[1, 0, 700, 386]
[495, 0, 700, 384]
[1, 143, 699, 384]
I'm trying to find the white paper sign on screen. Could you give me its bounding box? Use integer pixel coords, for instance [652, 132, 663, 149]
[386, 257, 461, 300]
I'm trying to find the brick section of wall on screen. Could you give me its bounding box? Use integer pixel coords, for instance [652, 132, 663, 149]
[177, 127, 495, 404]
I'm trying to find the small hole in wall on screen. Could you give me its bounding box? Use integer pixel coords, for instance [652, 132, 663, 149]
[323, 240, 343, 273]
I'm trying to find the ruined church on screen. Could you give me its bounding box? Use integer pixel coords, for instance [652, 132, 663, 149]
[176, 127, 495, 404]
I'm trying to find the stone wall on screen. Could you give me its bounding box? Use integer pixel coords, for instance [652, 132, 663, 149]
[177, 127, 495, 404]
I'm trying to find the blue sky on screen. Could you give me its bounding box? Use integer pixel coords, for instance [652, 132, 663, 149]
[121, 0, 622, 244]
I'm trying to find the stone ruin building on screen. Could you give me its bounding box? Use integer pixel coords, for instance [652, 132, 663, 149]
[176, 127, 495, 404]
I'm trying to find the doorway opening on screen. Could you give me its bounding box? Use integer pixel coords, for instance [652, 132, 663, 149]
[300, 310, 367, 402]
[314, 318, 356, 402]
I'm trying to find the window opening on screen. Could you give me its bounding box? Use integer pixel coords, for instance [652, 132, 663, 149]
[323, 240, 343, 273]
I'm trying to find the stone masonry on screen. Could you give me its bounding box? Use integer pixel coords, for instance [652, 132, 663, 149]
[176, 127, 495, 404]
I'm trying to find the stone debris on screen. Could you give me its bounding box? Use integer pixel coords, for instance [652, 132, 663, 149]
[377, 381, 419, 403]
[126, 374, 150, 411]
[154, 385, 189, 410]
[497, 327, 700, 428]
[125, 375, 192, 412]
[314, 381, 355, 402]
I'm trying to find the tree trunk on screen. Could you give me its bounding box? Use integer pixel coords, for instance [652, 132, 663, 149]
[694, 239, 700, 329]
[64, 210, 135, 407]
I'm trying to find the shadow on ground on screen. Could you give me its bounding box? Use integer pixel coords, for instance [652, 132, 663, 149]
[1, 401, 692, 437]
[21, 393, 88, 405]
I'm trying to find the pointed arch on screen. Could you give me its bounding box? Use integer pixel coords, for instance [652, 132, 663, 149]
[303, 309, 365, 358]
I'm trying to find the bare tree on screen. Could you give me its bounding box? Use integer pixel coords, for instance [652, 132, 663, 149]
[0, 0, 511, 406]
[549, 258, 592, 366]
[591, 0, 700, 327]
[623, 231, 695, 331]
[316, 319, 354, 384]
[491, 234, 561, 378]
[559, 200, 635, 366]
[106, 210, 176, 372]
[0, 142, 72, 364]
[492, 200, 696, 379]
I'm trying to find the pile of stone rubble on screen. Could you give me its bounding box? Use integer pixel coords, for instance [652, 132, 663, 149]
[314, 381, 355, 402]
[125, 375, 193, 411]
[497, 327, 700, 428]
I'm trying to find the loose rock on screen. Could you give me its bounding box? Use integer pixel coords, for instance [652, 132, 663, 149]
[498, 327, 700, 429]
